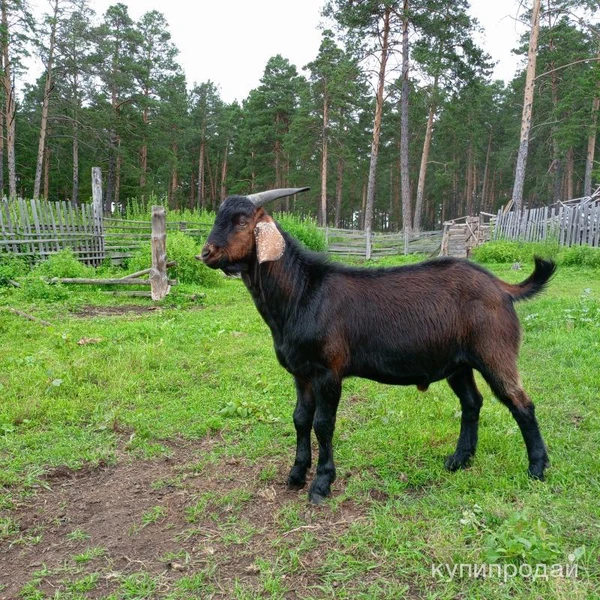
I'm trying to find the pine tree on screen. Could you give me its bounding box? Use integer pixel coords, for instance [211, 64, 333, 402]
[1, 0, 34, 198]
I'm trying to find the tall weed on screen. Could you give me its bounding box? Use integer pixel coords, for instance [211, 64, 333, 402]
[128, 231, 221, 286]
[275, 213, 327, 251]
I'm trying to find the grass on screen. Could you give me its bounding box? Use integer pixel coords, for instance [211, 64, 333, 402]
[0, 254, 599, 598]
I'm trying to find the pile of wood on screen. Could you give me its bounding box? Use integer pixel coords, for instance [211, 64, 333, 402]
[440, 215, 492, 258]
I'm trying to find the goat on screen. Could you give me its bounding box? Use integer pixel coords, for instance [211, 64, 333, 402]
[200, 188, 556, 504]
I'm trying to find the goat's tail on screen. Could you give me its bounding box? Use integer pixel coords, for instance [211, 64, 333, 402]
[502, 256, 557, 302]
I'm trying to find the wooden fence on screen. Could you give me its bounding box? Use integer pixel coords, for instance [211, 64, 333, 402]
[493, 201, 600, 247]
[0, 197, 105, 265]
[325, 228, 442, 257]
[103, 217, 211, 262]
[0, 199, 212, 266]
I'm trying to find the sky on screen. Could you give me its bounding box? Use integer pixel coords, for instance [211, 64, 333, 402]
[35, 0, 530, 103]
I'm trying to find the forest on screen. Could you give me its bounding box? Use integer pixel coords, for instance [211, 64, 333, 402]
[1, 0, 599, 231]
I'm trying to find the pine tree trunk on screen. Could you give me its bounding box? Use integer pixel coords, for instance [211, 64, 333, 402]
[169, 141, 178, 208]
[511, 0, 541, 211]
[43, 143, 50, 200]
[584, 94, 599, 197]
[334, 155, 343, 228]
[481, 125, 493, 211]
[106, 143, 116, 213]
[220, 141, 229, 201]
[2, 0, 17, 199]
[205, 151, 216, 211]
[549, 20, 562, 204]
[197, 122, 206, 209]
[275, 113, 282, 189]
[565, 147, 574, 200]
[400, 0, 412, 247]
[0, 86, 4, 197]
[361, 181, 367, 229]
[140, 100, 149, 199]
[466, 142, 474, 215]
[320, 87, 329, 226]
[364, 6, 391, 259]
[413, 101, 435, 231]
[34, 0, 58, 199]
[115, 143, 122, 209]
[189, 171, 195, 209]
[72, 132, 79, 206]
[284, 157, 291, 211]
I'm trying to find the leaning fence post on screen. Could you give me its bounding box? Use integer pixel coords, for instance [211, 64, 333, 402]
[91, 167, 105, 264]
[150, 205, 170, 300]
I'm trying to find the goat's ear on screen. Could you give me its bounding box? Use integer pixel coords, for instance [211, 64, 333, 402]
[254, 218, 285, 263]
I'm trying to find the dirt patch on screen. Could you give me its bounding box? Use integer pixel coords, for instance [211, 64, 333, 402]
[71, 305, 163, 318]
[0, 438, 372, 599]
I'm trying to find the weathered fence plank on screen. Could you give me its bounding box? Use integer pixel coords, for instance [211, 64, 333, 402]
[149, 205, 170, 300]
[493, 200, 600, 248]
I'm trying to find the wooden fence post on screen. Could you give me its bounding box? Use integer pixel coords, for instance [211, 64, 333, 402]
[91, 167, 105, 264]
[150, 205, 170, 300]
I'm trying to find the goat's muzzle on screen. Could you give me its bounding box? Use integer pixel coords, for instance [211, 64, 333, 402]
[198, 243, 220, 268]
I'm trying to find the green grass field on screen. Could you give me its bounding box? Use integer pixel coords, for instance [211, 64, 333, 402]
[0, 256, 599, 599]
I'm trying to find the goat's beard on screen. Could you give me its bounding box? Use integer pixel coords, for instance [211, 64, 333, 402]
[221, 262, 247, 276]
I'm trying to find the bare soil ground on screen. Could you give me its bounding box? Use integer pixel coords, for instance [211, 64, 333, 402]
[0, 437, 366, 599]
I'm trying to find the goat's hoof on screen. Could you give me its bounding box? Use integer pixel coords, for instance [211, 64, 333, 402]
[287, 469, 307, 490]
[527, 466, 546, 481]
[287, 478, 306, 490]
[308, 480, 331, 504]
[309, 492, 328, 505]
[444, 453, 472, 472]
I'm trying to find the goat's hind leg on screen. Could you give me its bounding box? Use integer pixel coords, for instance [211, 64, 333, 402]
[481, 364, 549, 480]
[445, 367, 483, 472]
[288, 378, 316, 489]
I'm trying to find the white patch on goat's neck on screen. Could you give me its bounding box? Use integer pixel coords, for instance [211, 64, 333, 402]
[255, 220, 286, 263]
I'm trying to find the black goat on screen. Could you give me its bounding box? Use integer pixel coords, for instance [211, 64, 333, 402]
[200, 188, 556, 504]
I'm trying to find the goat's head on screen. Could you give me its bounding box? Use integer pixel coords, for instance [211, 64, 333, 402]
[199, 188, 309, 274]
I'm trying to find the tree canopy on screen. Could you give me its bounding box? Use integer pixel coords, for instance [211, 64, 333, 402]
[1, 0, 599, 230]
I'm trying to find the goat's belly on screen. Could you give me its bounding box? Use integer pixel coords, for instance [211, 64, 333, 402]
[359, 371, 428, 386]
[350, 356, 458, 387]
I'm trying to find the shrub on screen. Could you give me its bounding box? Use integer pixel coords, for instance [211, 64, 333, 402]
[32, 248, 92, 279]
[128, 231, 221, 287]
[558, 244, 600, 267]
[20, 276, 70, 302]
[0, 253, 28, 286]
[471, 240, 559, 264]
[275, 213, 327, 252]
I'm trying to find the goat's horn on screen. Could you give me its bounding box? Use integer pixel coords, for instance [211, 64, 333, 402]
[247, 187, 310, 207]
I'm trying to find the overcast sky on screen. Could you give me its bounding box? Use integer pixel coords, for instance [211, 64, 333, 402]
[37, 0, 529, 102]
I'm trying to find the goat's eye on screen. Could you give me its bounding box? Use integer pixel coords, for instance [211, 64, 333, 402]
[236, 219, 248, 229]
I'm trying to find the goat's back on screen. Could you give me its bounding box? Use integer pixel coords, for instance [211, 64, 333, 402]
[313, 258, 526, 383]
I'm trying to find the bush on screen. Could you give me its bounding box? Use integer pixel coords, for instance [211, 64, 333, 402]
[19, 276, 70, 302]
[0, 253, 28, 286]
[473, 240, 600, 268]
[128, 231, 221, 287]
[471, 240, 560, 264]
[32, 248, 92, 279]
[557, 245, 600, 267]
[275, 213, 327, 252]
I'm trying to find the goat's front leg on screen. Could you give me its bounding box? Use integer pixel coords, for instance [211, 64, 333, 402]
[309, 372, 342, 504]
[445, 367, 483, 471]
[288, 378, 316, 489]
